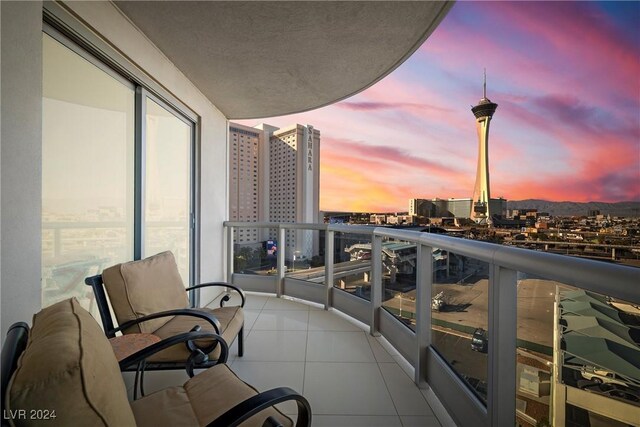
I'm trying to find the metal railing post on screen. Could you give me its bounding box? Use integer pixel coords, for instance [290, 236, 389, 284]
[324, 229, 334, 310]
[487, 264, 517, 427]
[370, 232, 383, 336]
[277, 226, 286, 298]
[415, 242, 432, 388]
[226, 225, 234, 284]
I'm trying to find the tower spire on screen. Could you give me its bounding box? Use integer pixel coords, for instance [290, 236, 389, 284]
[483, 68, 487, 99]
[471, 69, 498, 225]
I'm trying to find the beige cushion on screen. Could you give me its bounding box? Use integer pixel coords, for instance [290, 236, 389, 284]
[6, 298, 136, 426]
[149, 306, 244, 362]
[131, 364, 293, 427]
[103, 251, 189, 334]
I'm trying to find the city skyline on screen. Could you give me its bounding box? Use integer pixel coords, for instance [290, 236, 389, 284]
[239, 1, 640, 213]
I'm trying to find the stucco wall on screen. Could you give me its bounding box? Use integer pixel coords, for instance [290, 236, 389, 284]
[1, 1, 44, 338]
[1, 1, 229, 336]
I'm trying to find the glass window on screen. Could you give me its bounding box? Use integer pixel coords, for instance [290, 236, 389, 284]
[42, 33, 135, 313]
[144, 97, 192, 284]
[42, 31, 196, 313]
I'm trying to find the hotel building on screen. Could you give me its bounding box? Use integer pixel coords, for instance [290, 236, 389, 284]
[228, 123, 320, 260]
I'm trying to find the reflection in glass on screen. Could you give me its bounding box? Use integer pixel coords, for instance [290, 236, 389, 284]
[555, 285, 640, 425]
[431, 251, 489, 403]
[515, 274, 556, 426]
[42, 33, 135, 314]
[381, 239, 418, 330]
[233, 227, 275, 275]
[144, 98, 191, 284]
[285, 230, 325, 283]
[332, 232, 374, 301]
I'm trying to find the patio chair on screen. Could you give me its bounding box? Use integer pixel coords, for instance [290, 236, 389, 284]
[85, 251, 245, 375]
[1, 298, 311, 427]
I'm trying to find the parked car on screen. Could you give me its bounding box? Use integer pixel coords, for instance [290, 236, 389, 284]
[605, 387, 640, 403]
[580, 367, 627, 387]
[579, 382, 640, 403]
[471, 328, 488, 353]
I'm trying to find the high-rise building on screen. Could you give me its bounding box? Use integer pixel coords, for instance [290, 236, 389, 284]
[268, 125, 320, 260]
[470, 71, 498, 224]
[229, 123, 267, 245]
[228, 122, 320, 259]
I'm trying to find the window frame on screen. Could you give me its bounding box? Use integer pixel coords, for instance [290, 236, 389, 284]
[43, 4, 200, 303]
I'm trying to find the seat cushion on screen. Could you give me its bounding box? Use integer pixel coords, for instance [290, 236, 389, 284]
[131, 364, 293, 427]
[149, 306, 244, 362]
[102, 251, 189, 334]
[6, 298, 136, 426]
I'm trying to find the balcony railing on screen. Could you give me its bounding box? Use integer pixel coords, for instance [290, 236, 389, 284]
[223, 221, 640, 427]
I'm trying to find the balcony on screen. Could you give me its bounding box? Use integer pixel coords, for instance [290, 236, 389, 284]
[3, 1, 639, 426]
[220, 222, 640, 426]
[132, 292, 446, 427]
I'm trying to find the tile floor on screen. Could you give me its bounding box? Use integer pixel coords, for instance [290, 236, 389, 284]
[124, 292, 448, 427]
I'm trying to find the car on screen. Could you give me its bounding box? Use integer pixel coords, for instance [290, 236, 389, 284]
[580, 367, 627, 387]
[579, 382, 640, 403]
[471, 328, 488, 353]
[606, 388, 640, 403]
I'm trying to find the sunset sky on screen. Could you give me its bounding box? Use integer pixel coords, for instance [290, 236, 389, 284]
[239, 1, 640, 213]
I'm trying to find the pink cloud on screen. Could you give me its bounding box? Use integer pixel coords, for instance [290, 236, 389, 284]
[240, 2, 639, 211]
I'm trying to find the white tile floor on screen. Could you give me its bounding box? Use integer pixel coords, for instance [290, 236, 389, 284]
[124, 292, 446, 426]
[227, 293, 443, 427]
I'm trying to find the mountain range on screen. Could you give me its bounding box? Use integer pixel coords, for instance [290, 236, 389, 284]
[505, 199, 640, 217]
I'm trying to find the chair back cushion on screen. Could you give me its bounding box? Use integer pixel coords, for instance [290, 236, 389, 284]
[102, 251, 189, 333]
[6, 298, 136, 426]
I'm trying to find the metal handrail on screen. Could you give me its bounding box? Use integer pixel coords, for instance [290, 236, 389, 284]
[224, 221, 639, 303]
[373, 226, 639, 303]
[223, 221, 640, 426]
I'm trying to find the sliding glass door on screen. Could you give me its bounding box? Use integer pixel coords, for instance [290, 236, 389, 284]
[42, 30, 196, 313]
[42, 32, 135, 312]
[143, 96, 193, 285]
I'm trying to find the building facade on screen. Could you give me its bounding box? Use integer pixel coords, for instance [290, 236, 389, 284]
[229, 123, 265, 245]
[409, 197, 506, 220]
[268, 125, 321, 261]
[228, 122, 320, 260]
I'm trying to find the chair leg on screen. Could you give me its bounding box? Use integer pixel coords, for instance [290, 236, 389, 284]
[238, 326, 244, 357]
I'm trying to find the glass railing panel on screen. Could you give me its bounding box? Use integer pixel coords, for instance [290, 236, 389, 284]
[42, 224, 130, 314]
[332, 232, 374, 300]
[431, 250, 489, 404]
[284, 228, 325, 284]
[515, 273, 556, 426]
[552, 282, 639, 426]
[380, 238, 418, 331]
[232, 226, 274, 276]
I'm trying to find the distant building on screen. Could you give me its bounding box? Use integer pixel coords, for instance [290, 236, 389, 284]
[408, 197, 506, 220]
[228, 122, 320, 260]
[370, 214, 387, 225]
[267, 124, 320, 260]
[229, 123, 266, 244]
[409, 198, 431, 217]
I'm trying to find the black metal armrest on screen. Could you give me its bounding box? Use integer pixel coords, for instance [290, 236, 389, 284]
[2, 322, 30, 416]
[186, 282, 246, 308]
[112, 309, 222, 335]
[206, 387, 311, 427]
[118, 331, 229, 371]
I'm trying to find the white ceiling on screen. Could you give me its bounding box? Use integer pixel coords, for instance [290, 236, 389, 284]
[114, 1, 453, 119]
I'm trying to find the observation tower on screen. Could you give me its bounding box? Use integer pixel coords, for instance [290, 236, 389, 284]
[470, 71, 498, 224]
